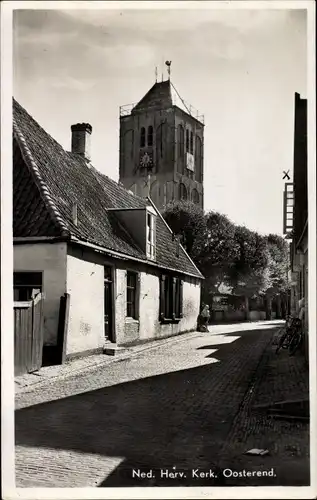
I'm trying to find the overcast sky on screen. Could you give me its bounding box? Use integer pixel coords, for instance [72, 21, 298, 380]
[13, 7, 307, 236]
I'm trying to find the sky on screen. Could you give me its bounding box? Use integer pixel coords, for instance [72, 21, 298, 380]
[13, 6, 307, 236]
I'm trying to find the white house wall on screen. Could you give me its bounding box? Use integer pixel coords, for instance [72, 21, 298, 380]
[66, 252, 104, 356]
[156, 277, 201, 340]
[115, 266, 201, 346]
[14, 243, 201, 357]
[14, 242, 67, 345]
[115, 268, 127, 344]
[138, 273, 201, 341]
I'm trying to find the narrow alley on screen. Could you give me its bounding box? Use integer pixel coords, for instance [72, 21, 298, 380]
[15, 322, 309, 488]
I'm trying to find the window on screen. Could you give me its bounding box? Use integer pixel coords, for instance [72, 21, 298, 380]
[156, 122, 167, 161]
[191, 188, 200, 204]
[186, 129, 190, 152]
[195, 135, 202, 182]
[126, 271, 138, 319]
[179, 183, 187, 201]
[14, 272, 42, 301]
[160, 275, 183, 321]
[177, 124, 185, 173]
[147, 126, 153, 147]
[146, 212, 156, 259]
[190, 131, 194, 154]
[140, 127, 146, 148]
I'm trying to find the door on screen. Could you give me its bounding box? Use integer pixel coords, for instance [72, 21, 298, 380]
[104, 266, 114, 342]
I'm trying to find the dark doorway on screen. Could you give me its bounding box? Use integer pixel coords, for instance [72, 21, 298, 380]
[104, 266, 114, 342]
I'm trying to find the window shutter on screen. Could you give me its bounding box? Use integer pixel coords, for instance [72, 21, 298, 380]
[179, 280, 184, 318]
[172, 277, 177, 320]
[160, 275, 166, 320]
[136, 273, 141, 320]
[154, 217, 157, 259]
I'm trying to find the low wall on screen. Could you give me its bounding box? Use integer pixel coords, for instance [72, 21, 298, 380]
[211, 310, 267, 323]
[249, 311, 266, 321]
[212, 310, 245, 322]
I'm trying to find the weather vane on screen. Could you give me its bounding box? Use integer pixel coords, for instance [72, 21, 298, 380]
[165, 60, 172, 80]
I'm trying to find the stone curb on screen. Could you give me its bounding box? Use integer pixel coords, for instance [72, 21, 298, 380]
[15, 330, 203, 395]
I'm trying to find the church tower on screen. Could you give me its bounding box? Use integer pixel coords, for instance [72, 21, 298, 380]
[119, 74, 204, 211]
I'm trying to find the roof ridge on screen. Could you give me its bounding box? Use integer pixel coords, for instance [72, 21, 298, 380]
[13, 97, 65, 152]
[13, 116, 70, 238]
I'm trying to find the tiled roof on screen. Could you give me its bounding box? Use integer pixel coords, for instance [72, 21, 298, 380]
[13, 98, 203, 278]
[133, 81, 173, 112]
[132, 80, 204, 124]
[13, 139, 61, 238]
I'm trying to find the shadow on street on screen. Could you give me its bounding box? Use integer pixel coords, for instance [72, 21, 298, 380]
[15, 327, 310, 487]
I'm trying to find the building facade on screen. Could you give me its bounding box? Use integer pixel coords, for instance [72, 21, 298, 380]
[283, 92, 308, 358]
[13, 98, 203, 366]
[119, 79, 204, 211]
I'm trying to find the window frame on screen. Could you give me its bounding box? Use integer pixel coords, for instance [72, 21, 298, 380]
[147, 125, 154, 147]
[195, 134, 202, 182]
[191, 188, 200, 204]
[159, 274, 183, 323]
[190, 131, 194, 154]
[179, 183, 188, 201]
[140, 127, 146, 148]
[126, 271, 139, 320]
[146, 212, 156, 260]
[185, 129, 190, 152]
[13, 271, 43, 301]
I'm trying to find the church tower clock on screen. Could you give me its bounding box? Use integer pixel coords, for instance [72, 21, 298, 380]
[119, 72, 204, 211]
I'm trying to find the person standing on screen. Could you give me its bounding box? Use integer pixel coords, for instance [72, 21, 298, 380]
[200, 304, 210, 331]
[298, 297, 306, 323]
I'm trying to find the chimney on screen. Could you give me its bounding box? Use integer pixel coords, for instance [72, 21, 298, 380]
[71, 123, 92, 160]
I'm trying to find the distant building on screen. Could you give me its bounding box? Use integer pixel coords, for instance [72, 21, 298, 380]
[283, 92, 308, 355]
[13, 98, 203, 370]
[119, 78, 204, 211]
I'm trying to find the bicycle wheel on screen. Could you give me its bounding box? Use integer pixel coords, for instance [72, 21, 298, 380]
[289, 332, 303, 356]
[276, 329, 288, 354]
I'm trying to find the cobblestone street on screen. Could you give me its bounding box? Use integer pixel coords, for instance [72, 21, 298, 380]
[15, 323, 310, 488]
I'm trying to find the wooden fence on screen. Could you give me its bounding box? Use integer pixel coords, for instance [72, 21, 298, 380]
[14, 293, 44, 376]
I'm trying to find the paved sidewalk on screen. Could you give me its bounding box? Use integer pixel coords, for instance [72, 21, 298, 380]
[218, 333, 310, 486]
[15, 330, 201, 395]
[15, 321, 308, 489]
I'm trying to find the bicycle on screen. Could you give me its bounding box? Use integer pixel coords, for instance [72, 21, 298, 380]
[275, 317, 303, 356]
